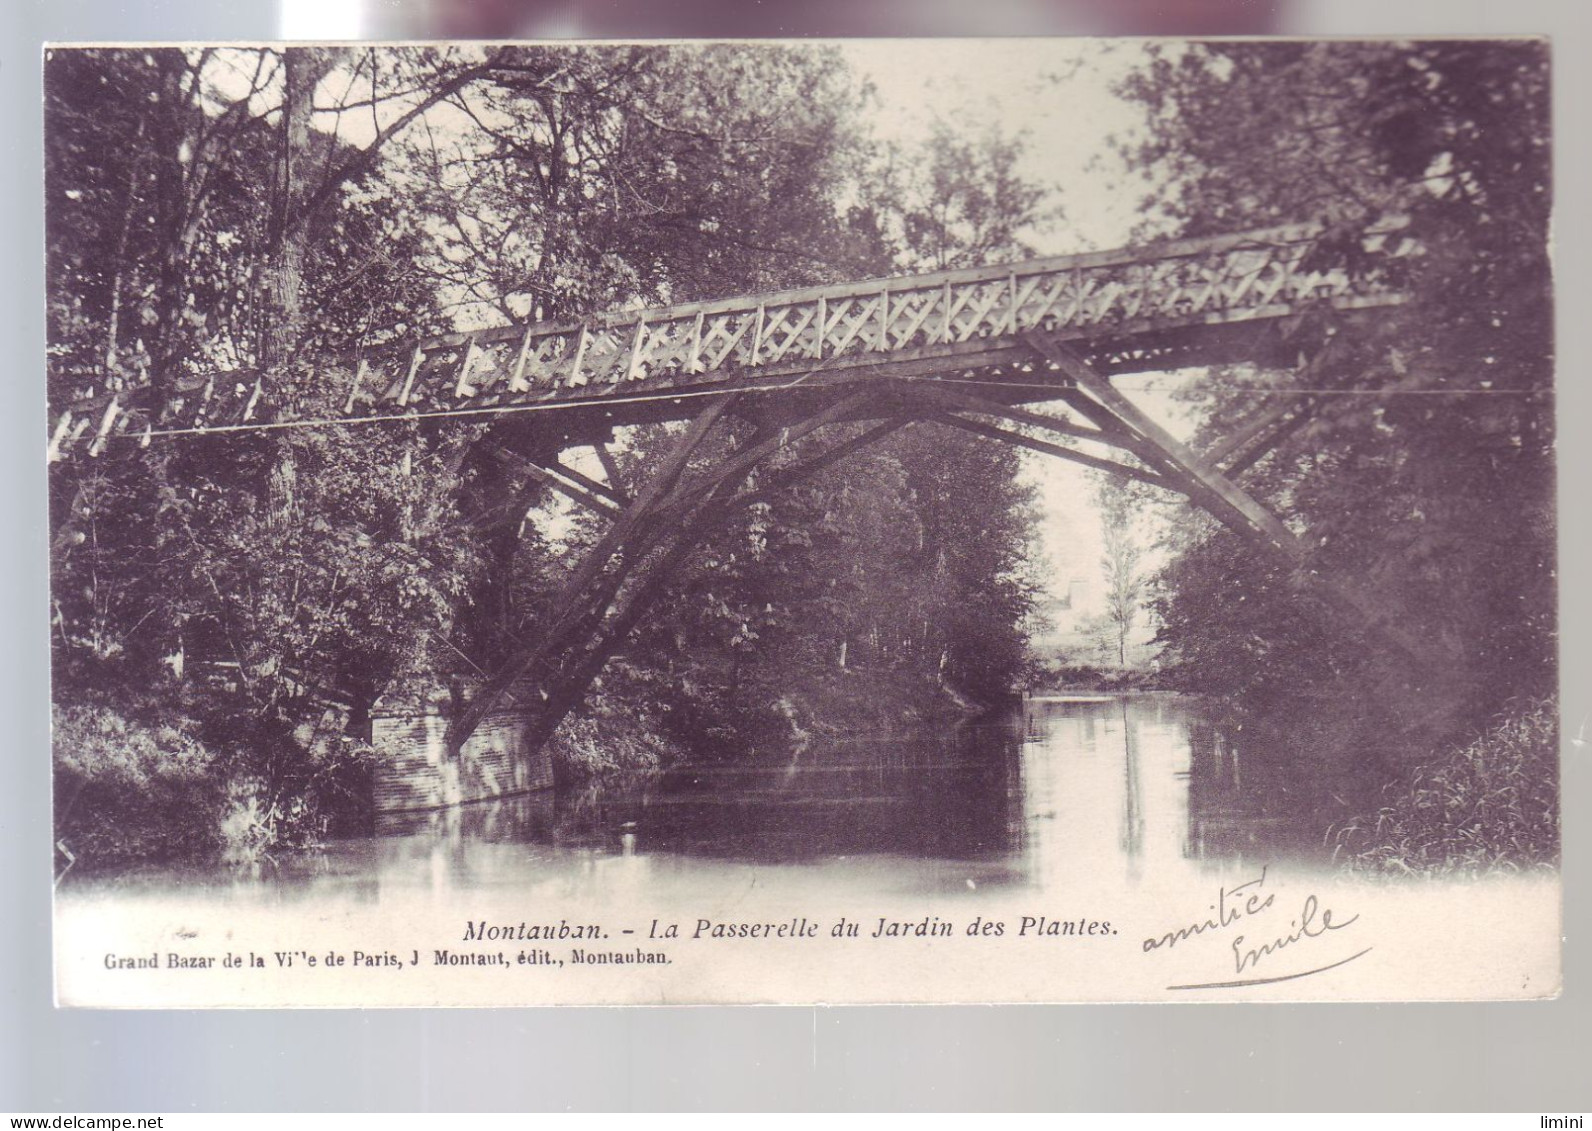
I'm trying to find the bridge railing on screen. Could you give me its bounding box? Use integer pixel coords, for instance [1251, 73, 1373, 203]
[49, 217, 1411, 456]
[392, 216, 1410, 406]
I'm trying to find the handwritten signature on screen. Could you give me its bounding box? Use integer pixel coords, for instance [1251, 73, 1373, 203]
[1143, 866, 1369, 990]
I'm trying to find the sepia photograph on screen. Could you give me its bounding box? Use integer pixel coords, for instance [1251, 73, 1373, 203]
[45, 37, 1560, 1007]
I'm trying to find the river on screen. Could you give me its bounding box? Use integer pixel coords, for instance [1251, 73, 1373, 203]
[55, 692, 1565, 1006]
[62, 693, 1332, 905]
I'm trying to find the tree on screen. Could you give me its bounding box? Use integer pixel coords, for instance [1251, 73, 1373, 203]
[597, 99, 1054, 722]
[396, 44, 873, 332]
[1096, 478, 1144, 668]
[47, 49, 495, 708]
[47, 44, 1058, 847]
[1115, 41, 1553, 769]
[854, 116, 1055, 272]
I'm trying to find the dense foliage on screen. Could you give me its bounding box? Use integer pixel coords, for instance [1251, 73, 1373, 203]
[1115, 42, 1556, 862]
[47, 46, 1043, 863]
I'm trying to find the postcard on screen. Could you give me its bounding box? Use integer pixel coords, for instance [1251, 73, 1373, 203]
[47, 38, 1559, 1006]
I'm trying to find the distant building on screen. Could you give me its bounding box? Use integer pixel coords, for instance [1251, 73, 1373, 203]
[1029, 577, 1095, 651]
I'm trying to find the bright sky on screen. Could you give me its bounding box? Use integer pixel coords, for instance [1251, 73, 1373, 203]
[839, 40, 1188, 607]
[838, 39, 1157, 255]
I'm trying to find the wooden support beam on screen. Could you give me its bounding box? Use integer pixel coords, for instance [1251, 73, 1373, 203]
[397, 345, 424, 406]
[715, 417, 914, 513]
[1206, 396, 1310, 469]
[512, 459, 621, 519]
[905, 384, 1113, 446]
[1047, 387, 1198, 504]
[539, 458, 628, 505]
[46, 411, 75, 462]
[1220, 403, 1316, 478]
[450, 393, 902, 756]
[1028, 332, 1456, 672]
[567, 327, 589, 386]
[625, 397, 738, 516]
[454, 339, 481, 397]
[625, 319, 649, 381]
[447, 396, 737, 751]
[509, 325, 536, 392]
[1207, 333, 1335, 472]
[1052, 386, 1162, 450]
[509, 466, 763, 758]
[645, 389, 884, 523]
[592, 442, 628, 499]
[475, 415, 917, 763]
[343, 359, 370, 414]
[929, 414, 1168, 488]
[1026, 331, 1303, 555]
[491, 447, 621, 517]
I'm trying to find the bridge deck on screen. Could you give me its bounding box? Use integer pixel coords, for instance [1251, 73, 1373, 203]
[49, 217, 1410, 457]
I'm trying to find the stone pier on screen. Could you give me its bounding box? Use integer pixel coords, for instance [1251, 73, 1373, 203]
[370, 679, 554, 812]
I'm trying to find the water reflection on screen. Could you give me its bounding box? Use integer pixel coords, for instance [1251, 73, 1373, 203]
[66, 694, 1332, 902]
[637, 728, 1026, 862]
[1009, 694, 1327, 887]
[1184, 710, 1320, 864]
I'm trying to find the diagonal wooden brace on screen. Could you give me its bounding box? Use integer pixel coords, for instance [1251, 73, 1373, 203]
[641, 389, 885, 527]
[446, 392, 914, 757]
[1217, 400, 1316, 478]
[538, 458, 629, 506]
[928, 413, 1168, 488]
[502, 415, 919, 757]
[1024, 330, 1455, 672]
[591, 441, 630, 502]
[495, 451, 622, 519]
[446, 394, 738, 751]
[904, 384, 1114, 447]
[1205, 332, 1338, 475]
[1025, 330, 1305, 556]
[721, 417, 914, 512]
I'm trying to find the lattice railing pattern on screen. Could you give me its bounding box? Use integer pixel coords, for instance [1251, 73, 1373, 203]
[49, 217, 1411, 457]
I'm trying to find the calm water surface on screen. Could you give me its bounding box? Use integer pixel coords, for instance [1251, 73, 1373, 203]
[65, 694, 1333, 906]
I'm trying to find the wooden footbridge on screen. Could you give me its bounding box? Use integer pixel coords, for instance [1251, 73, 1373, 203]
[50, 217, 1424, 809]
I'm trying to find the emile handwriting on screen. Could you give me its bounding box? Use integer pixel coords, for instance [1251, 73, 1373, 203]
[1144, 866, 1368, 989]
[1230, 893, 1358, 974]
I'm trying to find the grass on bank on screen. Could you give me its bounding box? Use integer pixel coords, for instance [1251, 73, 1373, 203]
[1332, 697, 1559, 877]
[53, 699, 373, 872]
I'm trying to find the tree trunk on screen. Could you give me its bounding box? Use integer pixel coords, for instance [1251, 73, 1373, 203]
[261, 48, 335, 376]
[148, 51, 191, 402]
[260, 50, 337, 537]
[102, 120, 146, 381]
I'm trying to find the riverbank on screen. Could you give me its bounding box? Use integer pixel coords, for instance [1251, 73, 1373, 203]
[1024, 664, 1170, 696]
[54, 664, 992, 872]
[1017, 680, 1561, 878]
[1330, 697, 1559, 877]
[56, 691, 1560, 1008]
[52, 690, 376, 875]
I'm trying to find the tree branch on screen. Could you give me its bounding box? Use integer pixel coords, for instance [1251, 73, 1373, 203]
[288, 56, 498, 245]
